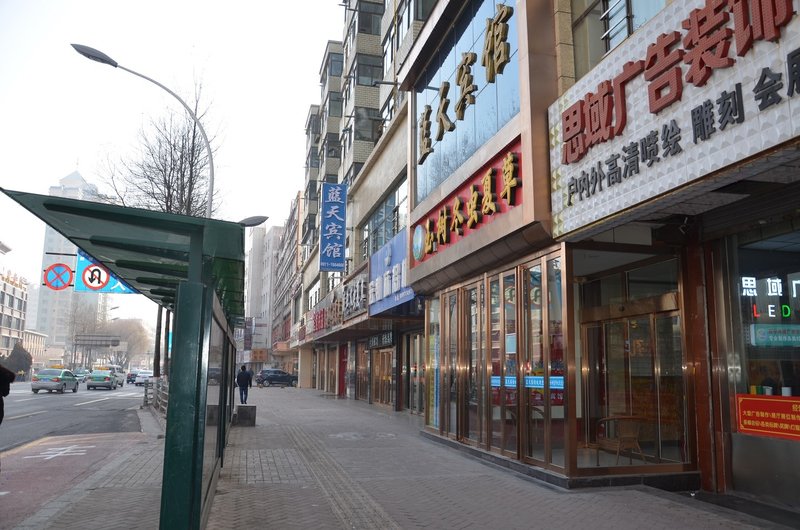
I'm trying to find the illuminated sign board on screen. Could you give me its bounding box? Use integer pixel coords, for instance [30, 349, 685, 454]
[411, 139, 522, 265]
[548, 0, 800, 238]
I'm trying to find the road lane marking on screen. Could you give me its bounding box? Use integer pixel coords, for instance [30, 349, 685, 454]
[11, 397, 46, 402]
[5, 411, 47, 421]
[24, 444, 96, 460]
[74, 397, 111, 406]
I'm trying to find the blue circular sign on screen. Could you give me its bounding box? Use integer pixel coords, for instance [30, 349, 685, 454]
[412, 225, 425, 262]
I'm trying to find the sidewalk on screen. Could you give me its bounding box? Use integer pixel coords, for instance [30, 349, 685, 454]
[10, 386, 796, 529]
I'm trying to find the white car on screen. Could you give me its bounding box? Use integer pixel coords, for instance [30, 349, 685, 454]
[135, 370, 154, 386]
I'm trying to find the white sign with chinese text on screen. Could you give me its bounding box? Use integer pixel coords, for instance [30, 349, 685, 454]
[548, 0, 800, 238]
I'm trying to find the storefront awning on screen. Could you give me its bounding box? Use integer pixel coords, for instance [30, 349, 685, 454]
[2, 188, 245, 324]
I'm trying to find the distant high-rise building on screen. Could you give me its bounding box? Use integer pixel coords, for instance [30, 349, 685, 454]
[0, 239, 29, 358]
[35, 172, 101, 358]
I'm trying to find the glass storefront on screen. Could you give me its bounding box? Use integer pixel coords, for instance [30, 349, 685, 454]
[715, 225, 800, 510]
[423, 245, 693, 478]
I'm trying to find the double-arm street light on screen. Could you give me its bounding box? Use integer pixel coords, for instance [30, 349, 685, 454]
[71, 44, 215, 218]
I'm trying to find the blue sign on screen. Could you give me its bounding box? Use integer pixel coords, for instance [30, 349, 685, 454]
[490, 375, 519, 387]
[368, 228, 415, 316]
[74, 249, 135, 294]
[319, 183, 347, 272]
[524, 375, 564, 390]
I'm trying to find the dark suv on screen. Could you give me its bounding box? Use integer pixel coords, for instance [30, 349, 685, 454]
[256, 369, 297, 387]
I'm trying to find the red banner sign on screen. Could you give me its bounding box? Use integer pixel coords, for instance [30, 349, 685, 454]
[736, 394, 800, 441]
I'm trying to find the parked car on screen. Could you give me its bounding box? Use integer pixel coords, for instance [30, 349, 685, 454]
[86, 369, 116, 390]
[31, 368, 79, 393]
[135, 370, 154, 386]
[126, 370, 140, 384]
[256, 369, 297, 387]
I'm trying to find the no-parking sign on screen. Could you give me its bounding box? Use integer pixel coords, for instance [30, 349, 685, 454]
[74, 249, 136, 294]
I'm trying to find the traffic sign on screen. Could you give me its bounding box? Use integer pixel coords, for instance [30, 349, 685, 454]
[81, 263, 110, 291]
[74, 249, 136, 294]
[43, 263, 73, 291]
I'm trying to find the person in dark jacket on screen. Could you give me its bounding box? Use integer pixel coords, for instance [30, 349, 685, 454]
[235, 365, 252, 405]
[0, 362, 17, 427]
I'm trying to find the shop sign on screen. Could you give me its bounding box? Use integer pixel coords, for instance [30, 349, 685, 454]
[305, 288, 343, 335]
[369, 228, 415, 315]
[418, 3, 515, 166]
[548, 0, 800, 238]
[319, 183, 347, 272]
[251, 348, 268, 362]
[411, 139, 522, 265]
[343, 273, 368, 319]
[750, 324, 800, 346]
[736, 394, 800, 441]
[523, 375, 565, 390]
[368, 331, 393, 349]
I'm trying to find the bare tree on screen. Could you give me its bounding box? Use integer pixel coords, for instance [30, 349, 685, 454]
[100, 319, 150, 368]
[102, 84, 218, 217]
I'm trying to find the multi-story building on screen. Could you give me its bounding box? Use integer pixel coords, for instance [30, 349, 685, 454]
[274, 192, 302, 375]
[273, 0, 800, 513]
[22, 329, 47, 370]
[242, 225, 284, 371]
[0, 241, 28, 359]
[36, 172, 101, 355]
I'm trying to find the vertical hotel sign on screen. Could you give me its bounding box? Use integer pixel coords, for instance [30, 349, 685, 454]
[319, 182, 347, 272]
[548, 0, 800, 239]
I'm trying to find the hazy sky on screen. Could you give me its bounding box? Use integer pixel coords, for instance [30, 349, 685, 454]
[0, 0, 343, 318]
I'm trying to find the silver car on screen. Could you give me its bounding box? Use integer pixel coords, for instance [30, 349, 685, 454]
[31, 368, 79, 394]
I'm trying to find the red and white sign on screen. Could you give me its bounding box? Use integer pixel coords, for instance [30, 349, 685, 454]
[737, 394, 800, 441]
[81, 264, 110, 291]
[549, 0, 800, 238]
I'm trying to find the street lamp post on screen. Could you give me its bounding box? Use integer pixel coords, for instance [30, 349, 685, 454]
[71, 44, 215, 218]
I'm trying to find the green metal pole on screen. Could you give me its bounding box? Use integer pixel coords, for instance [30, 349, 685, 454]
[159, 280, 206, 529]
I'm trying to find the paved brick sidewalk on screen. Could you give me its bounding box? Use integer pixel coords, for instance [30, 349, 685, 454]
[206, 387, 790, 530]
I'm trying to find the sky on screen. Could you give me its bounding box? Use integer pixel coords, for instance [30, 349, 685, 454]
[0, 0, 343, 319]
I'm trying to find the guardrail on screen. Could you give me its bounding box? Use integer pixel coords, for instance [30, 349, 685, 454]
[143, 377, 169, 417]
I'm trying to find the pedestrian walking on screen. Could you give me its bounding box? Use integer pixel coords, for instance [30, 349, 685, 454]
[236, 365, 252, 405]
[0, 362, 16, 427]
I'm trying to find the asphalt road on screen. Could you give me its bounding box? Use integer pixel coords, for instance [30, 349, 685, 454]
[0, 381, 144, 452]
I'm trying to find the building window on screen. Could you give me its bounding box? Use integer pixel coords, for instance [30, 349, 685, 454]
[353, 106, 382, 142]
[308, 279, 321, 309]
[357, 1, 384, 35]
[396, 0, 410, 46]
[306, 113, 320, 138]
[328, 92, 342, 117]
[572, 0, 665, 79]
[307, 148, 320, 169]
[356, 54, 383, 87]
[413, 0, 435, 20]
[380, 95, 395, 133]
[323, 133, 341, 159]
[329, 52, 343, 77]
[383, 26, 394, 76]
[363, 177, 407, 255]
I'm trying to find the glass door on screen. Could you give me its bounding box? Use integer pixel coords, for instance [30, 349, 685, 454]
[464, 284, 484, 443]
[444, 292, 458, 437]
[579, 312, 688, 468]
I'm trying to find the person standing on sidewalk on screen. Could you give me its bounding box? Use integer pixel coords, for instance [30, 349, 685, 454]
[236, 365, 252, 405]
[1, 362, 16, 426]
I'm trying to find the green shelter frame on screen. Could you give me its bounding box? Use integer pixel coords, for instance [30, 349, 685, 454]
[2, 188, 245, 529]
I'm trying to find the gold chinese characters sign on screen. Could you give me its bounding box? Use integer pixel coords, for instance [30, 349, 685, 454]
[412, 139, 522, 265]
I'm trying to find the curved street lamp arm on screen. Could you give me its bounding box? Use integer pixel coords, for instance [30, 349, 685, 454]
[118, 65, 215, 218]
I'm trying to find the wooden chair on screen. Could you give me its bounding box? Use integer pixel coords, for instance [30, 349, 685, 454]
[595, 415, 647, 465]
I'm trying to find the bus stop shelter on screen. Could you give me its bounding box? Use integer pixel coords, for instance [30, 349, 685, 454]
[2, 188, 245, 529]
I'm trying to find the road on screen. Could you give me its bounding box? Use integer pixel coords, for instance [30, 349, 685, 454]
[0, 381, 149, 528]
[1, 381, 144, 452]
